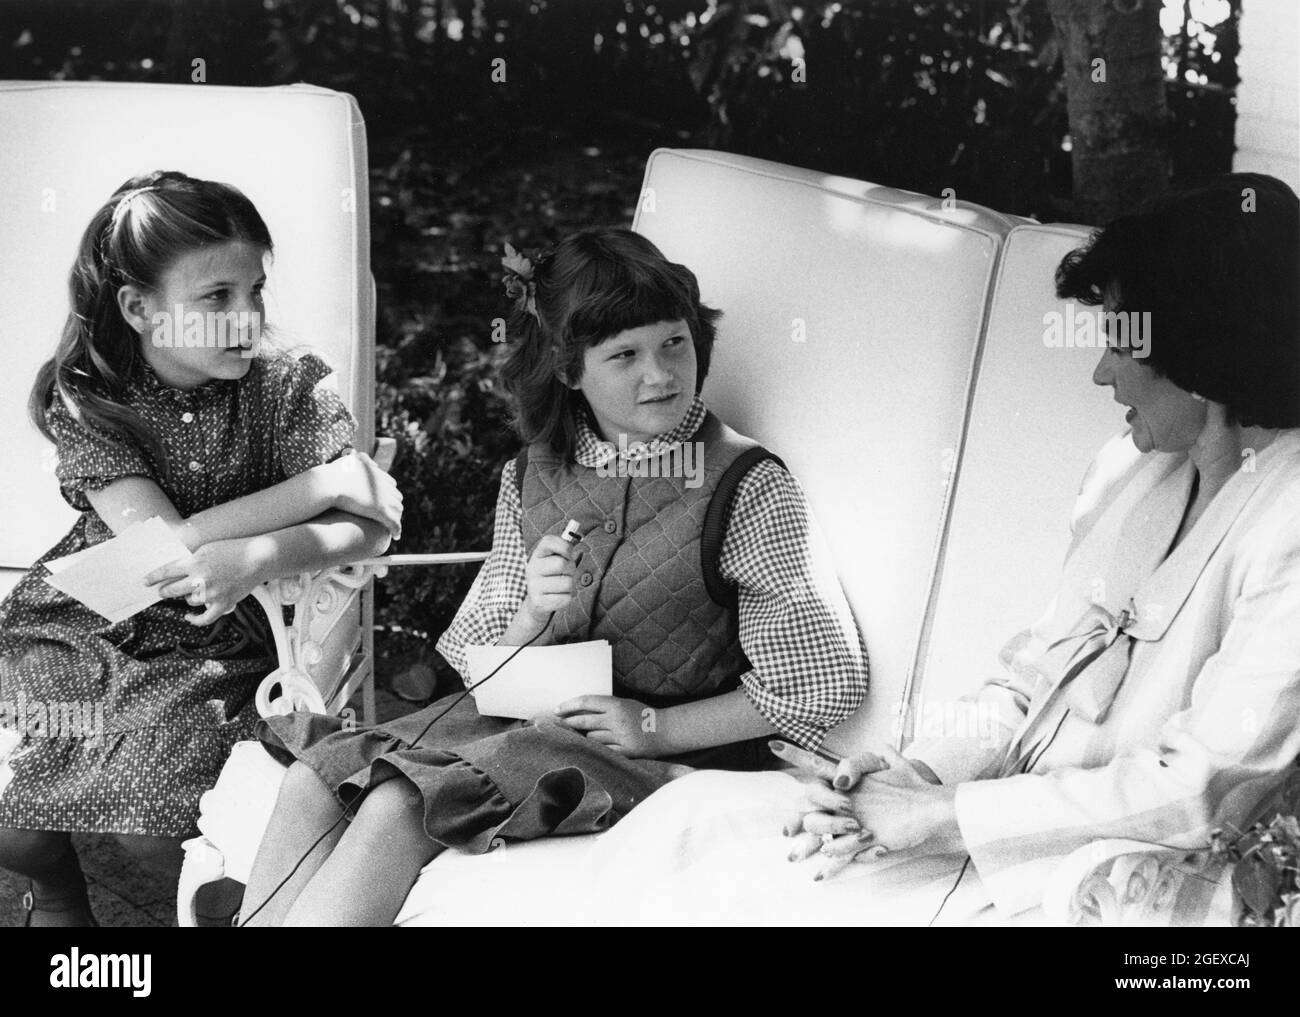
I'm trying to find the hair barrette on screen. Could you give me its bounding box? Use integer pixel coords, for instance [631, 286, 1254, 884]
[501, 241, 540, 331]
[110, 185, 159, 228]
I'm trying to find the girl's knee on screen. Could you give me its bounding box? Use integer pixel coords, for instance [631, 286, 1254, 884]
[355, 777, 423, 826]
[282, 760, 323, 793]
[279, 761, 343, 819]
[0, 827, 71, 872]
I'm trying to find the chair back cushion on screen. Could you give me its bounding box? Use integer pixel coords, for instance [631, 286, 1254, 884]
[634, 149, 1014, 749]
[913, 225, 1120, 737]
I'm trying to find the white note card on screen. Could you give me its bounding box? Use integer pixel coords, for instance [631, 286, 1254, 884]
[43, 516, 192, 624]
[467, 640, 613, 720]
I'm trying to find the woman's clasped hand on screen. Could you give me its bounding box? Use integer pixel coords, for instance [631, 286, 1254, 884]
[773, 740, 962, 879]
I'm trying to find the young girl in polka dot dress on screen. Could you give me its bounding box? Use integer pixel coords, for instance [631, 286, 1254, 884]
[0, 171, 402, 926]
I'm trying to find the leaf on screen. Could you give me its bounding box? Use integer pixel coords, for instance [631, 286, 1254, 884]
[1233, 853, 1282, 918]
[500, 241, 534, 280]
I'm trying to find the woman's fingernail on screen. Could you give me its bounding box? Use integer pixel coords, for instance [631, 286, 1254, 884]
[768, 740, 787, 755]
[787, 851, 799, 862]
[842, 820, 861, 834]
[813, 871, 825, 882]
[781, 824, 796, 837]
[834, 775, 852, 790]
[858, 831, 875, 844]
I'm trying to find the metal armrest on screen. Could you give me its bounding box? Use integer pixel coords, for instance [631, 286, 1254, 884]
[249, 553, 489, 720]
[249, 438, 490, 719]
[250, 564, 378, 717]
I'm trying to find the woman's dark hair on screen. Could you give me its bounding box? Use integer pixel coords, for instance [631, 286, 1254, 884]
[499, 227, 721, 459]
[29, 170, 273, 473]
[1055, 172, 1299, 427]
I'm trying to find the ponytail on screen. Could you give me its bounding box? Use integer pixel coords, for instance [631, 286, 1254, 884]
[30, 193, 166, 472]
[499, 294, 586, 456]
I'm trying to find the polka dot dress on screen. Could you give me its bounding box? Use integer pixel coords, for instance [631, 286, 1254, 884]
[0, 349, 355, 837]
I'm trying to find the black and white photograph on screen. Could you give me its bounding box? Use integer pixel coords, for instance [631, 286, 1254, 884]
[0, 0, 1296, 983]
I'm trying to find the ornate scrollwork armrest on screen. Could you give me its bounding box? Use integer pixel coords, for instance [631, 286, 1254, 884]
[250, 563, 385, 718]
[249, 553, 489, 719]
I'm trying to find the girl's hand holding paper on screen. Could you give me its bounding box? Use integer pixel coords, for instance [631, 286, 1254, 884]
[145, 539, 265, 626]
[553, 694, 659, 757]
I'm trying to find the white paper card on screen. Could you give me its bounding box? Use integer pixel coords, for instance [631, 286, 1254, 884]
[468, 640, 613, 720]
[43, 516, 192, 624]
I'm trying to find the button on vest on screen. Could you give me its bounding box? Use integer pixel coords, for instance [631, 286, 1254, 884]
[519, 413, 762, 704]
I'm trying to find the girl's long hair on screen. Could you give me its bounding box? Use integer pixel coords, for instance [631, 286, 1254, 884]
[499, 228, 720, 460]
[29, 170, 273, 474]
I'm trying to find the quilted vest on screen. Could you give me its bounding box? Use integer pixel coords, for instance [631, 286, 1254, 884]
[518, 412, 780, 707]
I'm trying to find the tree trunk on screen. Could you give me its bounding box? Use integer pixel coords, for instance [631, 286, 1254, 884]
[1046, 0, 1169, 223]
[166, 0, 194, 82]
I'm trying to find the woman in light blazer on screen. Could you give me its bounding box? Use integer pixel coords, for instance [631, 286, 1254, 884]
[572, 173, 1300, 925]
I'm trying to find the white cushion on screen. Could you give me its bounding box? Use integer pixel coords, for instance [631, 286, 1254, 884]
[633, 149, 1014, 751]
[913, 225, 1119, 716]
[195, 742, 289, 883]
[633, 155, 1121, 753]
[396, 834, 601, 926]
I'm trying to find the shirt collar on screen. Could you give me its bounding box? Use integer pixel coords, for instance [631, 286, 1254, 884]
[129, 357, 243, 409]
[575, 395, 707, 469]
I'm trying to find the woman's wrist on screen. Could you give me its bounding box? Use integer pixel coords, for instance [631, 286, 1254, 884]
[925, 785, 963, 853]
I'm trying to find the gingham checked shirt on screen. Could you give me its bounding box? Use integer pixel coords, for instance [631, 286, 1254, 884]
[436, 397, 868, 749]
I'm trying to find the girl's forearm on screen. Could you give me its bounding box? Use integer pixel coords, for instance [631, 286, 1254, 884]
[243, 510, 392, 584]
[655, 688, 777, 755]
[174, 466, 335, 551]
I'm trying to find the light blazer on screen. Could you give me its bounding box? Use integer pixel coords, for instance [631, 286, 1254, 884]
[909, 427, 1300, 916]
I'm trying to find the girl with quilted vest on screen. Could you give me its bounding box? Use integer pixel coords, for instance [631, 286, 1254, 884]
[241, 227, 868, 925]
